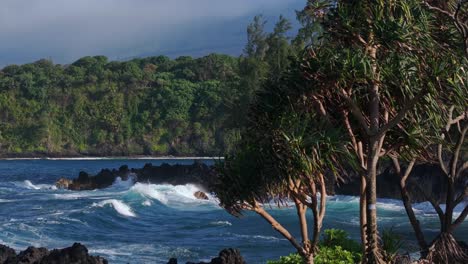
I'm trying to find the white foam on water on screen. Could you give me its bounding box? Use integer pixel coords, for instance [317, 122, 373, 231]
[233, 233, 285, 241]
[129, 183, 215, 207]
[130, 183, 169, 204]
[93, 199, 136, 217]
[209, 221, 232, 226]
[89, 248, 132, 256]
[142, 200, 152, 206]
[108, 176, 135, 190]
[21, 180, 57, 190]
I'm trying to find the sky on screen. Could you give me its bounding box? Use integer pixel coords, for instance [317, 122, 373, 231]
[0, 0, 305, 67]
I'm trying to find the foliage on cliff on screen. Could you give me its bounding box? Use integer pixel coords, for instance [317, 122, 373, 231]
[0, 15, 301, 157]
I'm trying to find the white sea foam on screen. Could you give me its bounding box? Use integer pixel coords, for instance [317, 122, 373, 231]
[109, 176, 135, 190]
[129, 183, 215, 207]
[89, 248, 132, 256]
[142, 200, 152, 206]
[21, 180, 57, 190]
[93, 199, 136, 217]
[233, 233, 284, 241]
[210, 221, 232, 226]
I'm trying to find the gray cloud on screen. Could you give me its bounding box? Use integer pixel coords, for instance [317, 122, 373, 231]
[0, 0, 304, 66]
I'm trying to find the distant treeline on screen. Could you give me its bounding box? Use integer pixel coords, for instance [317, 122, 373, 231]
[0, 15, 311, 157]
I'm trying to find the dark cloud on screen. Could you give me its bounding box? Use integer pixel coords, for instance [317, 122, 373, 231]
[0, 0, 304, 66]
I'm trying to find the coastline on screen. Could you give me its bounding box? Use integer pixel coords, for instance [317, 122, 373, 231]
[0, 156, 224, 161]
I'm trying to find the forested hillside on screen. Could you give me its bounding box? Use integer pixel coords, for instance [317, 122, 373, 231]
[0, 15, 305, 157]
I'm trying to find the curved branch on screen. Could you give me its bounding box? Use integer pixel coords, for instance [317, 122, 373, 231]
[340, 89, 370, 135]
[449, 205, 468, 233]
[376, 90, 426, 138]
[450, 123, 467, 179]
[253, 204, 306, 256]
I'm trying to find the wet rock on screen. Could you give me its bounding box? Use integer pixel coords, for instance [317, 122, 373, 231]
[63, 162, 214, 192]
[167, 258, 178, 264]
[0, 243, 107, 264]
[41, 243, 107, 264]
[210, 249, 246, 264]
[17, 246, 48, 264]
[55, 178, 73, 189]
[0, 244, 16, 264]
[179, 248, 246, 264]
[193, 191, 209, 200]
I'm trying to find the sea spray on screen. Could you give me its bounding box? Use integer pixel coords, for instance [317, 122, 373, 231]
[93, 199, 136, 217]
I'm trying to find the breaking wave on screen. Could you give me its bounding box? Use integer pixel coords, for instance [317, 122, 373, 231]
[93, 199, 136, 217]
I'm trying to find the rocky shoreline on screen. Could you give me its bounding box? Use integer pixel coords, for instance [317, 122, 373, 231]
[0, 243, 107, 264]
[56, 162, 465, 203]
[0, 243, 246, 264]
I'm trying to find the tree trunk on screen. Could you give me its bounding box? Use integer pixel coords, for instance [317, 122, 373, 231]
[365, 139, 382, 263]
[399, 183, 428, 256]
[304, 254, 314, 264]
[360, 175, 368, 258]
[443, 178, 454, 232]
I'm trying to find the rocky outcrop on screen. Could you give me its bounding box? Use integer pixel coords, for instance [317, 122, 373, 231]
[0, 243, 107, 264]
[193, 191, 209, 200]
[16, 246, 48, 263]
[335, 163, 467, 203]
[56, 178, 73, 189]
[169, 248, 246, 264]
[57, 161, 466, 203]
[60, 165, 133, 191]
[58, 162, 214, 192]
[0, 245, 16, 264]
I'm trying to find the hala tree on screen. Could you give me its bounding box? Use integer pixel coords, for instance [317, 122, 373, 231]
[295, 0, 466, 262]
[213, 63, 352, 264]
[385, 1, 467, 262]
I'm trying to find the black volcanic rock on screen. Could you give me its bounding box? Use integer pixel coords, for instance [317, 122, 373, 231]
[210, 249, 246, 264]
[17, 246, 48, 264]
[40, 243, 107, 264]
[62, 161, 214, 192]
[0, 244, 16, 264]
[0, 243, 107, 264]
[183, 248, 246, 264]
[58, 161, 466, 204]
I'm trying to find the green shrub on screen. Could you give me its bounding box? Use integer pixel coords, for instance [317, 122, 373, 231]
[321, 229, 361, 255]
[315, 246, 357, 264]
[267, 253, 303, 264]
[268, 229, 362, 264]
[382, 228, 403, 263]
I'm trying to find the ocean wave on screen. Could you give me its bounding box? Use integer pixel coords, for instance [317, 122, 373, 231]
[108, 176, 135, 190]
[20, 180, 57, 190]
[233, 233, 285, 241]
[209, 221, 232, 227]
[128, 183, 215, 207]
[92, 199, 136, 217]
[142, 200, 152, 206]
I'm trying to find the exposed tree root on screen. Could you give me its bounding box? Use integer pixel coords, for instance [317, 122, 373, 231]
[426, 232, 468, 264]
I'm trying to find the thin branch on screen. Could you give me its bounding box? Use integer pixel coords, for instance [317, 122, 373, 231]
[253, 204, 306, 256]
[454, 186, 467, 205]
[318, 173, 327, 224]
[456, 161, 468, 179]
[449, 205, 468, 233]
[340, 89, 370, 135]
[438, 141, 449, 175]
[376, 90, 426, 138]
[450, 123, 468, 179]
[293, 196, 310, 251]
[415, 183, 445, 223]
[402, 159, 416, 186]
[423, 1, 455, 18]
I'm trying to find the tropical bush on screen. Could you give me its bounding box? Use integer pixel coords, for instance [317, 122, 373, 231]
[267, 229, 361, 264]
